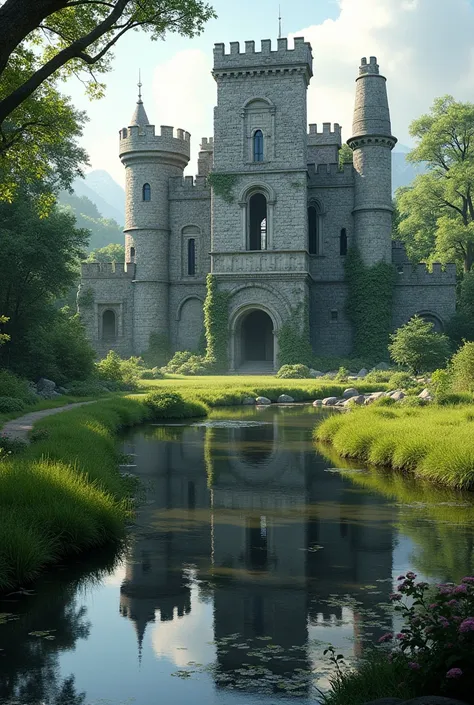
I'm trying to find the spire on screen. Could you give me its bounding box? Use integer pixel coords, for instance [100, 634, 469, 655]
[129, 69, 150, 128]
[351, 56, 394, 139]
[278, 5, 282, 38]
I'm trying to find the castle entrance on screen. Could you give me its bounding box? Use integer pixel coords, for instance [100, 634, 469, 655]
[240, 310, 274, 364]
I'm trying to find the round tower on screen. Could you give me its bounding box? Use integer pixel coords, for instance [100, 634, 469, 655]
[119, 85, 190, 353]
[347, 56, 397, 266]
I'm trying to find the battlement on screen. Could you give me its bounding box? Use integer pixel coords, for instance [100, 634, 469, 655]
[169, 175, 210, 199]
[359, 56, 380, 76]
[308, 123, 342, 146]
[200, 136, 214, 151]
[213, 37, 313, 80]
[81, 262, 136, 279]
[307, 161, 354, 186]
[119, 123, 191, 163]
[394, 262, 457, 286]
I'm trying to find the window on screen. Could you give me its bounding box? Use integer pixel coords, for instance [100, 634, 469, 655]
[340, 228, 348, 256]
[130, 246, 135, 262]
[253, 130, 264, 162]
[142, 183, 151, 201]
[330, 310, 338, 322]
[187, 238, 196, 276]
[308, 205, 321, 255]
[249, 193, 267, 250]
[102, 310, 116, 338]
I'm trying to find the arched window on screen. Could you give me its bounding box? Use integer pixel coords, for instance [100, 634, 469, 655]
[102, 310, 116, 339]
[249, 193, 267, 250]
[308, 205, 321, 255]
[142, 183, 151, 201]
[187, 238, 196, 276]
[130, 246, 135, 262]
[340, 228, 348, 256]
[253, 130, 264, 162]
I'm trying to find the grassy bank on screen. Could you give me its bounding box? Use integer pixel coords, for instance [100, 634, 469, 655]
[315, 405, 474, 490]
[0, 392, 207, 592]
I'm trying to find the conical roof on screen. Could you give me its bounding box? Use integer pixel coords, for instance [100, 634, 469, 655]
[129, 74, 149, 127]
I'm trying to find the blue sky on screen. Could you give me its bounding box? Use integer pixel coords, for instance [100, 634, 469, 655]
[62, 0, 474, 185]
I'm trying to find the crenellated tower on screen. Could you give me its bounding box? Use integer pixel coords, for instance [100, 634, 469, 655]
[347, 56, 397, 266]
[119, 87, 190, 353]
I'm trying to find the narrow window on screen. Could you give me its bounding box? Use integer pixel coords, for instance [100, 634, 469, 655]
[142, 183, 151, 201]
[340, 228, 348, 256]
[249, 193, 267, 250]
[102, 310, 116, 338]
[308, 205, 320, 255]
[253, 130, 264, 162]
[130, 246, 135, 262]
[331, 310, 338, 322]
[187, 238, 196, 275]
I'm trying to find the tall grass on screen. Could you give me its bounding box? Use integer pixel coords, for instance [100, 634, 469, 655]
[315, 405, 474, 490]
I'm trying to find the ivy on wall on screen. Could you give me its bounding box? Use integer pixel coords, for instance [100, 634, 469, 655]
[204, 273, 230, 371]
[207, 172, 238, 203]
[77, 286, 94, 309]
[277, 301, 314, 367]
[344, 247, 397, 361]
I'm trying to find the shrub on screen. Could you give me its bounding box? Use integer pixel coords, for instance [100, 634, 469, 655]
[96, 352, 144, 386]
[335, 366, 349, 382]
[364, 370, 393, 383]
[389, 316, 451, 373]
[0, 396, 26, 413]
[276, 364, 311, 379]
[64, 380, 109, 397]
[388, 371, 417, 390]
[96, 350, 122, 382]
[0, 369, 36, 404]
[451, 341, 474, 392]
[162, 350, 194, 373]
[372, 396, 396, 407]
[143, 391, 207, 419]
[176, 354, 211, 376]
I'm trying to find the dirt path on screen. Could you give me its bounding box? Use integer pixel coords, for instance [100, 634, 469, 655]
[1, 401, 96, 442]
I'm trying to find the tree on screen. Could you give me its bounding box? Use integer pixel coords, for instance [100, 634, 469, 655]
[396, 96, 474, 273]
[0, 315, 10, 346]
[86, 243, 125, 262]
[446, 271, 474, 345]
[338, 143, 353, 169]
[388, 316, 451, 374]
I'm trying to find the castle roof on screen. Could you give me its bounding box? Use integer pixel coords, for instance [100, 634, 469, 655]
[129, 76, 150, 127]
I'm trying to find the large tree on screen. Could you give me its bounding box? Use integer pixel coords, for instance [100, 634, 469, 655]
[396, 96, 474, 273]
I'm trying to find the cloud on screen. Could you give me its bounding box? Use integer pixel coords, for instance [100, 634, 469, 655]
[292, 0, 474, 146]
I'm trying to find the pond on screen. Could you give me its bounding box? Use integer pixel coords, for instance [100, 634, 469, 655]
[1, 404, 474, 705]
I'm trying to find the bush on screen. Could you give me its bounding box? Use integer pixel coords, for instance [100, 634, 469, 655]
[276, 364, 311, 379]
[0, 369, 36, 404]
[364, 370, 393, 383]
[143, 391, 208, 419]
[176, 354, 211, 376]
[389, 316, 451, 373]
[388, 371, 417, 390]
[0, 396, 26, 413]
[162, 350, 194, 373]
[335, 366, 349, 382]
[372, 396, 396, 407]
[96, 350, 122, 382]
[96, 352, 144, 386]
[64, 380, 109, 397]
[451, 341, 474, 392]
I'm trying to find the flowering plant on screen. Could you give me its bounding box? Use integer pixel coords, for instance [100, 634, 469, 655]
[378, 573, 474, 700]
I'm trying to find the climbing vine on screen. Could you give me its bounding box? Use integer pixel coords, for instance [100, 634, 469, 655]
[345, 247, 397, 361]
[207, 172, 238, 203]
[277, 301, 314, 367]
[77, 286, 94, 309]
[203, 273, 230, 371]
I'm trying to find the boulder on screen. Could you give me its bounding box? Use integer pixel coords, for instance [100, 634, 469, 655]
[322, 397, 338, 406]
[418, 388, 432, 400]
[365, 391, 386, 404]
[350, 395, 366, 406]
[390, 390, 405, 401]
[277, 394, 294, 403]
[309, 369, 323, 378]
[342, 387, 359, 399]
[357, 368, 368, 378]
[336, 400, 346, 407]
[242, 396, 255, 405]
[36, 377, 56, 393]
[312, 399, 323, 407]
[255, 396, 271, 405]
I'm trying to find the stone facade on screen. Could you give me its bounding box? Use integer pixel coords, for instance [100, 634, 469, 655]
[79, 38, 456, 369]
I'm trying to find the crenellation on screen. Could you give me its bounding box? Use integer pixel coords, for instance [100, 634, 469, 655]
[395, 263, 457, 286]
[307, 162, 354, 186]
[81, 262, 136, 278]
[213, 37, 313, 80]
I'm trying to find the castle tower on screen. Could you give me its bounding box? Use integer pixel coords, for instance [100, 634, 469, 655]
[119, 85, 190, 353]
[347, 57, 397, 266]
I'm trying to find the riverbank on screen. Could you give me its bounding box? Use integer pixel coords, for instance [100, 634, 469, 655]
[315, 404, 474, 490]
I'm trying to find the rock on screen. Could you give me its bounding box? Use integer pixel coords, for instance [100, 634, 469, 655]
[312, 399, 323, 407]
[309, 369, 323, 378]
[277, 394, 294, 403]
[255, 396, 271, 405]
[36, 377, 56, 393]
[351, 395, 366, 405]
[402, 697, 469, 705]
[242, 396, 255, 405]
[365, 391, 386, 404]
[374, 361, 390, 370]
[357, 368, 368, 378]
[390, 390, 405, 401]
[418, 388, 432, 400]
[336, 400, 346, 407]
[57, 386, 68, 395]
[342, 387, 359, 399]
[322, 397, 338, 406]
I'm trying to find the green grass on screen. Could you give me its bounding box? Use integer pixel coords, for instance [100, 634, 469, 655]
[315, 404, 474, 490]
[0, 394, 106, 427]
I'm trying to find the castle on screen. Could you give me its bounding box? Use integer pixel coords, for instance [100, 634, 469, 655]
[79, 37, 456, 370]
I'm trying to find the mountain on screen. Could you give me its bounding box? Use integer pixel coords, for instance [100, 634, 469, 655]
[58, 190, 123, 251]
[72, 170, 125, 225]
[392, 145, 426, 194]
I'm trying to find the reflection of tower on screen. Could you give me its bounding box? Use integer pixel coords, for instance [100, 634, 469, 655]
[119, 425, 211, 659]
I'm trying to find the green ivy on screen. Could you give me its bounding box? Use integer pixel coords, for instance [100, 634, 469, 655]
[142, 332, 171, 368]
[203, 274, 230, 371]
[277, 301, 314, 367]
[207, 172, 238, 203]
[345, 247, 397, 361]
[77, 286, 94, 309]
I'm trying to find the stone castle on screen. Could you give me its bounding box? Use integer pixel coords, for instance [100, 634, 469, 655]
[79, 37, 456, 370]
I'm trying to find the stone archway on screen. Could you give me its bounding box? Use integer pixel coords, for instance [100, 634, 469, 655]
[233, 308, 276, 371]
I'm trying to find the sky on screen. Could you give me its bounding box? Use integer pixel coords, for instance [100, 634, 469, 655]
[62, 0, 474, 186]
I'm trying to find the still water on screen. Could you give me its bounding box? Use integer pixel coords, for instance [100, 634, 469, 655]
[1, 405, 474, 705]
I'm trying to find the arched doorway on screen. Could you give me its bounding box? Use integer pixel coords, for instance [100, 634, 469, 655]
[241, 310, 274, 364]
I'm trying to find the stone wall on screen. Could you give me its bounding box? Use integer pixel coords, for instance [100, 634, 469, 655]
[392, 263, 457, 331]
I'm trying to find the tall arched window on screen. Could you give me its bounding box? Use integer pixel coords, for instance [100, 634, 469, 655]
[253, 130, 264, 162]
[142, 183, 151, 201]
[187, 238, 196, 276]
[249, 193, 267, 250]
[102, 310, 116, 339]
[130, 246, 136, 262]
[340, 228, 348, 256]
[308, 205, 321, 255]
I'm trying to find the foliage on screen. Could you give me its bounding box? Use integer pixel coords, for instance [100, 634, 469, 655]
[95, 350, 143, 386]
[345, 248, 397, 361]
[162, 350, 194, 373]
[59, 191, 123, 248]
[276, 364, 311, 379]
[338, 143, 353, 169]
[77, 286, 94, 308]
[64, 380, 109, 396]
[450, 341, 474, 393]
[364, 370, 393, 383]
[203, 274, 230, 371]
[389, 316, 451, 374]
[396, 96, 474, 273]
[207, 173, 238, 203]
[0, 315, 10, 346]
[335, 366, 349, 382]
[85, 243, 125, 262]
[143, 391, 207, 419]
[95, 350, 122, 382]
[277, 302, 314, 367]
[388, 371, 418, 390]
[0, 369, 37, 404]
[0, 396, 26, 413]
[175, 354, 212, 376]
[141, 332, 170, 369]
[446, 270, 474, 346]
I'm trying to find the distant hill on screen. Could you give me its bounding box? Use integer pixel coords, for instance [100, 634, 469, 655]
[58, 190, 123, 251]
[392, 144, 426, 194]
[72, 170, 124, 225]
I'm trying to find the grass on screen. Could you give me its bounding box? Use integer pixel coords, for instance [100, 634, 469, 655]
[0, 394, 106, 427]
[315, 404, 474, 490]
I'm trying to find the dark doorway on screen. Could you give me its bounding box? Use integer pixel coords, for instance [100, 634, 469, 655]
[241, 310, 273, 362]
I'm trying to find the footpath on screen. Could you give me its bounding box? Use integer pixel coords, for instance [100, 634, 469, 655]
[1, 401, 95, 442]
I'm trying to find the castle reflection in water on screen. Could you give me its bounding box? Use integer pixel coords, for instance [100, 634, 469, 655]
[119, 410, 395, 691]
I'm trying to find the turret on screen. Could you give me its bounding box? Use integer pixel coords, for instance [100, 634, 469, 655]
[118, 82, 190, 353]
[347, 57, 397, 265]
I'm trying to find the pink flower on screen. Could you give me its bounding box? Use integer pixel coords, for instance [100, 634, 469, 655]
[397, 583, 406, 592]
[406, 571, 416, 580]
[408, 662, 421, 670]
[397, 575, 406, 580]
[438, 585, 453, 595]
[459, 618, 474, 633]
[447, 600, 459, 608]
[453, 584, 468, 594]
[429, 603, 438, 609]
[438, 617, 450, 628]
[396, 632, 407, 640]
[416, 581, 429, 589]
[390, 593, 402, 601]
[446, 668, 463, 679]
[378, 632, 394, 643]
[461, 576, 474, 584]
